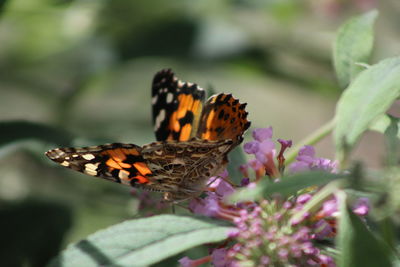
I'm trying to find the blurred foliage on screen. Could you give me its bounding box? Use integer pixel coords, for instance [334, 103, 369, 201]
[1, 0, 399, 266]
[0, 199, 72, 267]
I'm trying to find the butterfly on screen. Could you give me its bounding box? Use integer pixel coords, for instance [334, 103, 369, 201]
[46, 69, 250, 202]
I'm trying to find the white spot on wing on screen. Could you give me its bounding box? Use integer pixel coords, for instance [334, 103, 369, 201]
[154, 109, 166, 131]
[166, 93, 173, 104]
[118, 170, 129, 179]
[85, 163, 100, 176]
[152, 94, 158, 105]
[82, 154, 95, 160]
[61, 161, 70, 167]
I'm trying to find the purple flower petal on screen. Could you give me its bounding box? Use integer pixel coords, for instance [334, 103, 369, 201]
[278, 138, 292, 148]
[252, 127, 273, 142]
[240, 177, 250, 186]
[259, 139, 275, 155]
[215, 179, 235, 197]
[248, 159, 263, 171]
[243, 141, 259, 154]
[289, 161, 310, 173]
[207, 176, 221, 188]
[260, 256, 270, 265]
[353, 197, 370, 216]
[189, 195, 222, 217]
[313, 219, 333, 239]
[255, 151, 268, 164]
[178, 257, 195, 267]
[298, 145, 316, 158]
[211, 248, 237, 267]
[297, 194, 312, 204]
[321, 198, 338, 217]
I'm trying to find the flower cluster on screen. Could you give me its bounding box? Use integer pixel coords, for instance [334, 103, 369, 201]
[175, 127, 369, 267]
[228, 198, 335, 266]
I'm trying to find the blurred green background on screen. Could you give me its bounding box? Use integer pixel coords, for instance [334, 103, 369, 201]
[1, 0, 398, 266]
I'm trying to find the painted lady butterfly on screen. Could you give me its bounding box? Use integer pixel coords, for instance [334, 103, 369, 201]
[46, 69, 250, 202]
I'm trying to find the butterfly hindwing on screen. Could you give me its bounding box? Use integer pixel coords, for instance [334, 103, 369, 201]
[141, 138, 234, 200]
[152, 69, 205, 142]
[197, 93, 250, 145]
[45, 143, 153, 187]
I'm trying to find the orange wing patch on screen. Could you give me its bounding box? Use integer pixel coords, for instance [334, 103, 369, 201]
[167, 94, 203, 141]
[197, 94, 250, 143]
[101, 147, 152, 184]
[152, 69, 205, 142]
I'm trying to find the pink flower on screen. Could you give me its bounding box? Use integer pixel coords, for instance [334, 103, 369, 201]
[211, 248, 237, 267]
[252, 127, 273, 142]
[178, 256, 212, 267]
[313, 219, 334, 239]
[179, 257, 196, 267]
[189, 194, 221, 217]
[243, 127, 282, 177]
[321, 198, 339, 217]
[297, 194, 312, 205]
[353, 197, 370, 216]
[289, 146, 338, 173]
[243, 141, 259, 154]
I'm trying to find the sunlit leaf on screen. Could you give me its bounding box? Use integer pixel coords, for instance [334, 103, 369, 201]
[337, 192, 395, 267]
[334, 57, 400, 163]
[333, 10, 378, 89]
[0, 121, 73, 147]
[229, 171, 342, 202]
[49, 215, 233, 267]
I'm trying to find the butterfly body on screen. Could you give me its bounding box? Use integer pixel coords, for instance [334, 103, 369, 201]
[46, 69, 250, 202]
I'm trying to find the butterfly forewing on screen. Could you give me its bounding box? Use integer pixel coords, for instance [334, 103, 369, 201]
[45, 143, 153, 186]
[152, 69, 205, 142]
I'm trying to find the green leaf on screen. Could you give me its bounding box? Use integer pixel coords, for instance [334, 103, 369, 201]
[369, 114, 400, 139]
[49, 215, 233, 267]
[337, 192, 395, 267]
[0, 120, 73, 147]
[333, 10, 378, 88]
[334, 57, 400, 164]
[229, 171, 341, 202]
[384, 116, 400, 167]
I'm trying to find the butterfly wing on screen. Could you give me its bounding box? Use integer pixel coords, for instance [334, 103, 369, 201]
[45, 143, 157, 188]
[141, 138, 234, 200]
[197, 93, 251, 146]
[152, 69, 205, 142]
